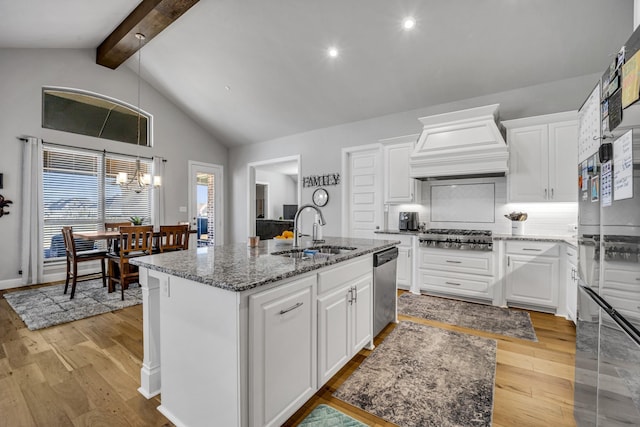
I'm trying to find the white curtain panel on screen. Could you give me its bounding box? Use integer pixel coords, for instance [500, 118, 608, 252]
[152, 156, 165, 226]
[20, 137, 44, 285]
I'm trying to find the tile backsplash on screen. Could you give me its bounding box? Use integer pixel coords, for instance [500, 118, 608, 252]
[384, 177, 577, 236]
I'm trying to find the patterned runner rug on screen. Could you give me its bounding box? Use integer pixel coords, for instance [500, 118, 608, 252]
[397, 293, 538, 341]
[334, 321, 496, 427]
[298, 404, 369, 426]
[3, 278, 142, 330]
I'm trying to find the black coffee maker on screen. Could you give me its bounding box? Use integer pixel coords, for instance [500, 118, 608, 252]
[399, 212, 419, 231]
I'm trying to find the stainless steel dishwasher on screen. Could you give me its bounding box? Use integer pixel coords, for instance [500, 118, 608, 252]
[373, 246, 398, 337]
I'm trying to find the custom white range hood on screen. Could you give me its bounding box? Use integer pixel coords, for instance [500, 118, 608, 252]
[409, 104, 509, 180]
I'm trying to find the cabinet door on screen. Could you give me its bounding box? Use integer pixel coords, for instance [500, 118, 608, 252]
[317, 284, 351, 385]
[250, 275, 317, 427]
[548, 120, 578, 202]
[351, 274, 373, 355]
[396, 246, 411, 289]
[506, 254, 559, 309]
[508, 125, 549, 202]
[383, 142, 416, 203]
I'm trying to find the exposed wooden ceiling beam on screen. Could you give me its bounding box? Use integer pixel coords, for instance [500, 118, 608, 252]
[97, 0, 199, 69]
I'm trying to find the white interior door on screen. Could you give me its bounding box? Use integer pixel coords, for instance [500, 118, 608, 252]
[342, 146, 383, 238]
[188, 161, 224, 246]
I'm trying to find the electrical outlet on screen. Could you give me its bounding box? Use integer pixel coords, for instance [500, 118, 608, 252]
[179, 206, 187, 213]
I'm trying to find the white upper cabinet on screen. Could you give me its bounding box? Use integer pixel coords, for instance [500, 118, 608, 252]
[504, 112, 578, 202]
[380, 134, 421, 204]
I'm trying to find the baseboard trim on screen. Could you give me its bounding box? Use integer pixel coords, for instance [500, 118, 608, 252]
[0, 277, 24, 290]
[1, 263, 102, 291]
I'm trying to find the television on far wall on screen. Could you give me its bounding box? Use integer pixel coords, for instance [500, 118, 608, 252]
[283, 204, 297, 220]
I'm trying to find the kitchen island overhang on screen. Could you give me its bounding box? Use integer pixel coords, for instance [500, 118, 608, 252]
[130, 236, 399, 427]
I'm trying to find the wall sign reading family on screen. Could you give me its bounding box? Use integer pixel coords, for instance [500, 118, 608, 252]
[302, 173, 340, 188]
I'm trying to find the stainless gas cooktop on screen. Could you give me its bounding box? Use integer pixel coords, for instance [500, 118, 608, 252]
[418, 229, 493, 251]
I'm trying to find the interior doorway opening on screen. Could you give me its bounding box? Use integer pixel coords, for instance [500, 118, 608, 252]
[256, 183, 268, 219]
[247, 156, 300, 240]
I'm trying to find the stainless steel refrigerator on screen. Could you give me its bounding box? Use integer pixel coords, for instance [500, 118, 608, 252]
[574, 62, 640, 425]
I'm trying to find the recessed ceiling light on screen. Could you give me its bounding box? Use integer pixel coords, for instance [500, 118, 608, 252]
[225, 85, 231, 91]
[403, 17, 416, 30]
[328, 47, 339, 58]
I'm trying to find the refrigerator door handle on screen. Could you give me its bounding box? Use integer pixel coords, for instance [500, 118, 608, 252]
[580, 283, 613, 312]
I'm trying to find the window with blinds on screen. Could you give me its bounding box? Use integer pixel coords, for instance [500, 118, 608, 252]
[43, 145, 152, 260]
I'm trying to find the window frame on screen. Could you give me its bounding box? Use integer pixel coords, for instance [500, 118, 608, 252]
[42, 86, 154, 147]
[42, 144, 154, 262]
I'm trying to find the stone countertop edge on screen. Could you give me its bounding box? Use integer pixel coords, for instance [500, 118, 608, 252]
[376, 229, 576, 247]
[374, 230, 420, 235]
[130, 236, 400, 292]
[493, 234, 577, 247]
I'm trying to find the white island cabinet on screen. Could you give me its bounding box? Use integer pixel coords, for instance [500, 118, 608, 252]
[249, 275, 317, 427]
[131, 237, 394, 427]
[317, 256, 372, 385]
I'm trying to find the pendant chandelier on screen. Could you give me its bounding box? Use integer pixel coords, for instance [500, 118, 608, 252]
[116, 32, 161, 194]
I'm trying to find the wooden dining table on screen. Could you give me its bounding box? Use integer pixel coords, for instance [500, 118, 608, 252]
[73, 230, 122, 241]
[74, 229, 196, 240]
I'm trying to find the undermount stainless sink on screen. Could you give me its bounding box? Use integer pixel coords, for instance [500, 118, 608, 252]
[271, 245, 357, 259]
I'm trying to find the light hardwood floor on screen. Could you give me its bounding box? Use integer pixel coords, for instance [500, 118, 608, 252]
[1, 285, 576, 426]
[284, 297, 577, 427]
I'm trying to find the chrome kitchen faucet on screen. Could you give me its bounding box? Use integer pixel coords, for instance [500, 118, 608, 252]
[292, 204, 326, 248]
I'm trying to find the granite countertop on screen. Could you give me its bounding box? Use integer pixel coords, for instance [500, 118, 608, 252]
[493, 233, 577, 247]
[130, 236, 400, 292]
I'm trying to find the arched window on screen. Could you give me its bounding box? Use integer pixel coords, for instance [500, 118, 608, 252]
[42, 87, 152, 146]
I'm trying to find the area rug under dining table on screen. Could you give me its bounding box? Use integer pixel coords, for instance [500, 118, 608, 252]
[3, 278, 142, 330]
[334, 321, 496, 427]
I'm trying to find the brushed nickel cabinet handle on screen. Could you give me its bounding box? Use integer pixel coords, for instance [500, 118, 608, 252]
[545, 188, 548, 199]
[445, 281, 461, 286]
[523, 248, 542, 251]
[446, 260, 462, 264]
[279, 302, 303, 315]
[352, 286, 357, 303]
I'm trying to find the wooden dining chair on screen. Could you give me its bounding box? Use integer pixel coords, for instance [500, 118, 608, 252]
[107, 225, 153, 300]
[104, 222, 132, 252]
[61, 226, 107, 299]
[159, 224, 190, 252]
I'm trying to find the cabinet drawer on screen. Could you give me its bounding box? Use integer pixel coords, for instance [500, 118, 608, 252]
[419, 269, 491, 296]
[603, 262, 640, 291]
[318, 255, 372, 295]
[419, 248, 493, 276]
[506, 241, 559, 257]
[600, 289, 640, 322]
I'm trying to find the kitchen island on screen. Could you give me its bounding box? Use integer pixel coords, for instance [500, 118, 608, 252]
[130, 236, 399, 427]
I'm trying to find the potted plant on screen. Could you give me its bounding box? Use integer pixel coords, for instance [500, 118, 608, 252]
[130, 216, 144, 226]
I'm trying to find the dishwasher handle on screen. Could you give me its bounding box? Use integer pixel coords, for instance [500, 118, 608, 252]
[374, 247, 399, 267]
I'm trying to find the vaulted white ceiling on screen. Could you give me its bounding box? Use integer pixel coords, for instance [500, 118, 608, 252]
[0, 0, 634, 146]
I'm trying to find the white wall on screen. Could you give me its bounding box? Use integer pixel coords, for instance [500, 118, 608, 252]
[0, 48, 228, 287]
[228, 73, 600, 243]
[255, 170, 297, 219]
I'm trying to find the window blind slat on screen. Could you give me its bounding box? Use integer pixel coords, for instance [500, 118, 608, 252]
[43, 147, 152, 260]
